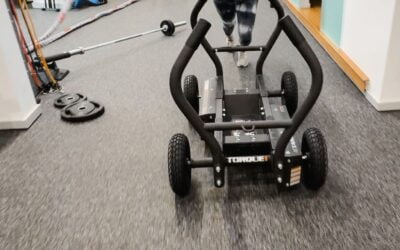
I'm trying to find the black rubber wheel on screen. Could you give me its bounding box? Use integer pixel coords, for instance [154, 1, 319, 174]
[160, 20, 175, 36]
[301, 128, 328, 190]
[184, 75, 199, 113]
[168, 134, 191, 197]
[281, 71, 298, 117]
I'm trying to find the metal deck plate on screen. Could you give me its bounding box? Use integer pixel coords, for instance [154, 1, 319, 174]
[269, 104, 301, 157]
[199, 77, 218, 120]
[225, 133, 269, 144]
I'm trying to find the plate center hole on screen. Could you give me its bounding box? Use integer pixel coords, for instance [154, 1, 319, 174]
[67, 97, 74, 100]
[79, 106, 86, 110]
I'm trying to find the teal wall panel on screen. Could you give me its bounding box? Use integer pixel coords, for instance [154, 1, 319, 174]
[321, 0, 344, 46]
[291, 0, 301, 7]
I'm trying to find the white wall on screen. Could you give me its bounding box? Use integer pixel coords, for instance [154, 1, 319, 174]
[380, 1, 400, 103]
[0, 0, 41, 129]
[341, 0, 400, 110]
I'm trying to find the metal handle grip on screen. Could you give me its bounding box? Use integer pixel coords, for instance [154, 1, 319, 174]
[185, 19, 211, 50]
[45, 52, 72, 63]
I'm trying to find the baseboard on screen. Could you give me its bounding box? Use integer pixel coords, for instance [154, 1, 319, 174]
[0, 104, 42, 130]
[365, 92, 400, 111]
[284, 0, 369, 92]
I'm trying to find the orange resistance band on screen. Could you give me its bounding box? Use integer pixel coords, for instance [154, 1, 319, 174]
[8, 0, 42, 88]
[18, 0, 58, 88]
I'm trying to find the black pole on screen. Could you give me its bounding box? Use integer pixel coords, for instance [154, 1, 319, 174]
[256, 25, 282, 75]
[269, 0, 285, 19]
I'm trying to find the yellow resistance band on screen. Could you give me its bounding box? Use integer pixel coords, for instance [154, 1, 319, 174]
[19, 0, 58, 88]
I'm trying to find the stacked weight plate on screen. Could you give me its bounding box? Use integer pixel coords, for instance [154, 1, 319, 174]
[54, 93, 105, 122]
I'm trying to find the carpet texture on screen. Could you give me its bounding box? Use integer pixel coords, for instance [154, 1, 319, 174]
[1, 0, 400, 249]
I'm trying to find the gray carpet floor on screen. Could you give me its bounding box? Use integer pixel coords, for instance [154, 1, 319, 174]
[1, 0, 400, 249]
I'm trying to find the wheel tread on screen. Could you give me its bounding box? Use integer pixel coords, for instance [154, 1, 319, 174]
[302, 128, 328, 190]
[168, 134, 191, 196]
[281, 71, 298, 117]
[184, 75, 199, 113]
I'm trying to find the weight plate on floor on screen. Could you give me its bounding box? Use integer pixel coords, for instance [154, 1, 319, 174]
[160, 19, 175, 36]
[61, 100, 105, 122]
[54, 93, 87, 108]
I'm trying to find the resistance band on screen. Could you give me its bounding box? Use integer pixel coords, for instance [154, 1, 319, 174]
[19, 0, 58, 88]
[28, 0, 139, 52]
[8, 0, 43, 89]
[38, 0, 75, 43]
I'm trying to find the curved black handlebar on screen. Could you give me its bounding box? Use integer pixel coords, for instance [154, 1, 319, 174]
[174, 1, 323, 173]
[186, 19, 211, 49]
[270, 0, 285, 19]
[170, 19, 225, 169]
[274, 16, 323, 166]
[190, 0, 206, 28]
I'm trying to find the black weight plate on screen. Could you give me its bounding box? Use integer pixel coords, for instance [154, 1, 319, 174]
[160, 20, 175, 36]
[54, 93, 87, 108]
[61, 100, 105, 122]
